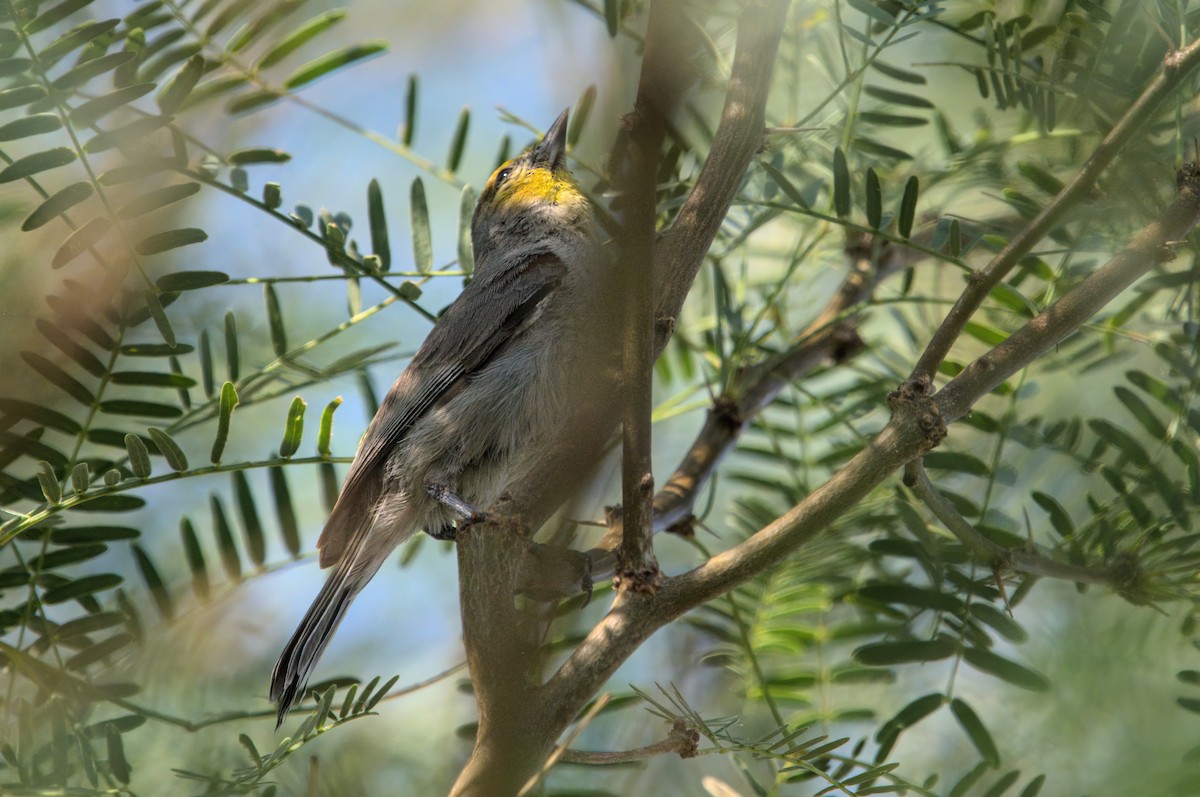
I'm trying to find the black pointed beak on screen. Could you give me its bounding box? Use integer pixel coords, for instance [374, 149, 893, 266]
[531, 108, 569, 170]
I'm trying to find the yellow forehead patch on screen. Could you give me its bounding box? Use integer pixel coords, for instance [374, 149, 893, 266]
[486, 160, 583, 210]
[506, 168, 561, 205]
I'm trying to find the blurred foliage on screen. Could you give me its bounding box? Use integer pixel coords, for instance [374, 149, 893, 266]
[1, 0, 1200, 795]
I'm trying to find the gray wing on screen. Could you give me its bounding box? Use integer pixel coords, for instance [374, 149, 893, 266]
[315, 252, 567, 566]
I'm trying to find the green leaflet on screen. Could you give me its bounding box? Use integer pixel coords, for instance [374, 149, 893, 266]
[134, 227, 208, 255]
[367, 178, 390, 271]
[70, 82, 155, 126]
[446, 107, 469, 173]
[317, 396, 341, 455]
[132, 544, 173, 620]
[279, 396, 306, 458]
[832, 146, 850, 217]
[256, 9, 347, 70]
[962, 646, 1049, 691]
[52, 51, 136, 89]
[270, 465, 301, 557]
[228, 147, 291, 165]
[0, 147, 76, 183]
[181, 517, 210, 601]
[283, 41, 387, 90]
[898, 175, 919, 238]
[950, 698, 1000, 765]
[0, 112, 62, 142]
[265, 284, 287, 356]
[147, 427, 188, 471]
[210, 381, 240, 464]
[410, 177, 432, 273]
[402, 74, 418, 146]
[124, 434, 152, 478]
[865, 168, 882, 228]
[22, 182, 93, 231]
[224, 311, 240, 381]
[233, 471, 266, 567]
[26, 0, 96, 34]
[156, 269, 227, 291]
[211, 495, 242, 581]
[42, 574, 123, 604]
[157, 54, 204, 113]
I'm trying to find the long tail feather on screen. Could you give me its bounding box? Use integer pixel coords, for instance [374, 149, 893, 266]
[271, 483, 414, 727]
[269, 564, 356, 727]
[269, 541, 393, 727]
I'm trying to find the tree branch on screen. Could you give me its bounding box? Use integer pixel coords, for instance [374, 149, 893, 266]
[935, 162, 1200, 423]
[909, 36, 1200, 385]
[518, 235, 913, 601]
[518, 694, 611, 796]
[651, 0, 792, 353]
[451, 2, 791, 794]
[650, 235, 912, 534]
[612, 0, 679, 593]
[542, 160, 1200, 730]
[571, 235, 911, 589]
[559, 717, 699, 764]
[451, 517, 550, 797]
[905, 460, 1120, 587]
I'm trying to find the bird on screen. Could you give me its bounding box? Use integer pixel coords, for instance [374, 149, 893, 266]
[269, 109, 602, 727]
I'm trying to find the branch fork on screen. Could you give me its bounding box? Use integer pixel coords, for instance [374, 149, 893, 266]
[611, 496, 664, 596]
[886, 376, 947, 454]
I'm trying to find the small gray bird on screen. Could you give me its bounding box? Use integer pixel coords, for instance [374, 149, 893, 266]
[270, 110, 601, 725]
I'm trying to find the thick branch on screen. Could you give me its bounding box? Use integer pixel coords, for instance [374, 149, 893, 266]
[517, 694, 612, 797]
[451, 518, 549, 797]
[652, 0, 791, 352]
[909, 36, 1200, 385]
[613, 0, 677, 592]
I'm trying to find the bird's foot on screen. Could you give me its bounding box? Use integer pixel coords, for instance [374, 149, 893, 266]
[425, 482, 488, 526]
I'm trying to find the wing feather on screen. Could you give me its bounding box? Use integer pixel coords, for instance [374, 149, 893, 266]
[315, 253, 567, 565]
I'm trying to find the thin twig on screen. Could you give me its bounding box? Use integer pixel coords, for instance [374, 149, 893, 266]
[0, 454, 354, 546]
[560, 717, 699, 764]
[936, 162, 1200, 423]
[905, 460, 1114, 586]
[180, 168, 438, 322]
[652, 235, 912, 532]
[376, 660, 468, 703]
[101, 661, 467, 731]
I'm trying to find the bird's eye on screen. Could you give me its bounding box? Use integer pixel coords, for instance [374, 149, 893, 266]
[495, 167, 513, 185]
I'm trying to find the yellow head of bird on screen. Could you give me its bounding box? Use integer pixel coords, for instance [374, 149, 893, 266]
[471, 110, 592, 257]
